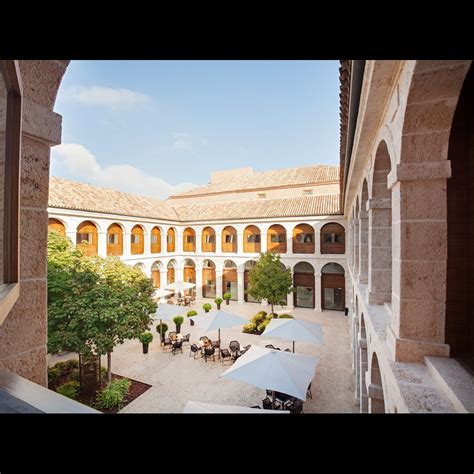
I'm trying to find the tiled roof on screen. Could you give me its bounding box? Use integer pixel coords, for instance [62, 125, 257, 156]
[48, 177, 341, 221]
[171, 194, 341, 222]
[48, 177, 179, 221]
[168, 165, 340, 198]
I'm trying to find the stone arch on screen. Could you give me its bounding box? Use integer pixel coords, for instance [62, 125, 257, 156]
[368, 140, 392, 305]
[358, 180, 369, 284]
[150, 226, 162, 254]
[202, 259, 216, 298]
[369, 352, 385, 413]
[359, 313, 368, 413]
[183, 227, 196, 252]
[267, 224, 287, 253]
[133, 262, 146, 273]
[320, 222, 345, 254]
[151, 260, 163, 288]
[167, 258, 177, 284]
[243, 225, 261, 253]
[183, 258, 196, 286]
[321, 263, 345, 311]
[167, 227, 176, 253]
[48, 217, 66, 236]
[202, 226, 216, 253]
[223, 259, 238, 300]
[107, 223, 123, 256]
[131, 224, 144, 255]
[76, 220, 98, 256]
[446, 62, 474, 372]
[292, 223, 314, 254]
[222, 225, 237, 253]
[293, 261, 315, 309]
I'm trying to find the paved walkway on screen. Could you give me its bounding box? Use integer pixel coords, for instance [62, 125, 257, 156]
[49, 301, 356, 413]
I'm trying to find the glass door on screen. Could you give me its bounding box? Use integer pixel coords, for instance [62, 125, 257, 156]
[296, 286, 314, 308]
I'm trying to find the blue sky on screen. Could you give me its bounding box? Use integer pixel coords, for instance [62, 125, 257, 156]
[51, 60, 340, 199]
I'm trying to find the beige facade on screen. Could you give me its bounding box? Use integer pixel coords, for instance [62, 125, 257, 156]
[342, 60, 474, 412]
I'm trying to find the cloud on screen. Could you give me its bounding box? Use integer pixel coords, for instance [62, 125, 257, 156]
[60, 86, 150, 108]
[172, 132, 193, 150]
[51, 143, 197, 200]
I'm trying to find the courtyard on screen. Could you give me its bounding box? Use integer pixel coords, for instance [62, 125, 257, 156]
[49, 301, 356, 413]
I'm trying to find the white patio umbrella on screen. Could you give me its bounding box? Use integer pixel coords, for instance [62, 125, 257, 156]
[261, 318, 324, 353]
[182, 400, 289, 413]
[152, 303, 186, 345]
[165, 281, 196, 292]
[190, 310, 248, 344]
[152, 289, 173, 303]
[220, 345, 319, 409]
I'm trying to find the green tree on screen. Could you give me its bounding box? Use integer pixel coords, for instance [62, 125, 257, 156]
[47, 231, 157, 382]
[246, 252, 293, 315]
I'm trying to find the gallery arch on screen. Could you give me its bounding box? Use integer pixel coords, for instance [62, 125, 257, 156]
[321, 262, 345, 311]
[76, 220, 98, 256]
[202, 259, 216, 298]
[293, 261, 315, 308]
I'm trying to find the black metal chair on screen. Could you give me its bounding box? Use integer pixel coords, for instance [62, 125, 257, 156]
[284, 398, 304, 414]
[262, 395, 281, 410]
[172, 340, 183, 355]
[163, 338, 173, 352]
[240, 344, 251, 355]
[204, 346, 216, 362]
[182, 333, 191, 347]
[220, 348, 232, 365]
[189, 343, 202, 359]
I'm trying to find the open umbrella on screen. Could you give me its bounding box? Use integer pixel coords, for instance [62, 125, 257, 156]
[152, 303, 186, 345]
[165, 281, 196, 292]
[182, 400, 289, 413]
[220, 345, 319, 409]
[152, 289, 173, 303]
[190, 310, 248, 345]
[261, 318, 324, 353]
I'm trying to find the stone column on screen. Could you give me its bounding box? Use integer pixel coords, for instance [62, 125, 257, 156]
[314, 272, 322, 312]
[358, 333, 368, 413]
[358, 207, 368, 284]
[97, 231, 107, 257]
[353, 318, 360, 405]
[347, 220, 353, 269]
[215, 228, 222, 254]
[195, 232, 202, 254]
[286, 270, 294, 309]
[216, 269, 223, 299]
[195, 268, 203, 299]
[387, 161, 451, 362]
[314, 225, 321, 256]
[144, 230, 151, 257]
[123, 231, 132, 259]
[353, 220, 359, 278]
[260, 231, 267, 253]
[237, 269, 245, 304]
[175, 229, 182, 255]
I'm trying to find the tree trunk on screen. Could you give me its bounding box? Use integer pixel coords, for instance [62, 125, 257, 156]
[271, 302, 274, 315]
[107, 352, 112, 383]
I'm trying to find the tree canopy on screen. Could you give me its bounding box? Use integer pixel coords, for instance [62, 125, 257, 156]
[246, 252, 293, 314]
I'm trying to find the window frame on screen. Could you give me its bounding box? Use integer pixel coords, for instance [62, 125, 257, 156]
[0, 61, 22, 325]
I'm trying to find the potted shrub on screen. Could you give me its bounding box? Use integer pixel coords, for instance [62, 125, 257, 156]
[139, 332, 153, 354]
[223, 293, 232, 305]
[156, 323, 168, 343]
[202, 303, 212, 313]
[278, 314, 294, 319]
[187, 310, 197, 326]
[173, 315, 184, 333]
[214, 297, 223, 310]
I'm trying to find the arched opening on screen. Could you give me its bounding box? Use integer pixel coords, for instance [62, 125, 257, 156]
[243, 225, 261, 253]
[202, 226, 216, 253]
[292, 223, 314, 254]
[183, 227, 196, 252]
[167, 259, 176, 285]
[167, 227, 176, 253]
[202, 259, 216, 298]
[222, 226, 237, 253]
[183, 258, 196, 297]
[76, 220, 98, 256]
[369, 352, 385, 413]
[151, 226, 161, 254]
[359, 314, 368, 413]
[223, 260, 237, 300]
[359, 180, 369, 284]
[320, 223, 345, 254]
[293, 261, 315, 308]
[131, 224, 144, 255]
[446, 63, 474, 373]
[368, 140, 392, 304]
[151, 261, 162, 288]
[321, 262, 345, 311]
[267, 224, 287, 253]
[244, 260, 259, 303]
[48, 218, 66, 236]
[133, 263, 145, 273]
[107, 223, 123, 256]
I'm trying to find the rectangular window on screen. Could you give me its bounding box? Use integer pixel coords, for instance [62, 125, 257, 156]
[271, 234, 284, 243]
[131, 234, 141, 244]
[151, 234, 158, 244]
[225, 234, 234, 244]
[257, 193, 266, 199]
[77, 233, 92, 244]
[296, 233, 313, 244]
[324, 233, 342, 244]
[205, 235, 214, 244]
[186, 235, 195, 243]
[303, 189, 313, 195]
[247, 234, 261, 243]
[108, 234, 119, 245]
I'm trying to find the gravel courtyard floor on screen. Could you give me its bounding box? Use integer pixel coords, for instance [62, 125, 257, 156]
[49, 300, 356, 413]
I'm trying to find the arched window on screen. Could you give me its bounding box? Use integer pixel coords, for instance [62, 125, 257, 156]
[243, 225, 261, 253]
[167, 227, 176, 253]
[321, 263, 345, 311]
[222, 226, 237, 253]
[320, 223, 345, 254]
[183, 227, 196, 252]
[151, 261, 162, 288]
[267, 224, 287, 253]
[48, 218, 66, 236]
[223, 260, 237, 300]
[107, 223, 123, 256]
[293, 262, 315, 308]
[151, 226, 161, 254]
[202, 259, 216, 298]
[131, 225, 144, 255]
[202, 227, 216, 252]
[76, 221, 98, 256]
[183, 258, 196, 285]
[167, 259, 176, 284]
[293, 224, 315, 254]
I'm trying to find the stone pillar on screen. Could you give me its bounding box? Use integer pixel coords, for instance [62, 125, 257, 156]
[353, 318, 360, 405]
[358, 208, 368, 284]
[195, 268, 203, 299]
[314, 226, 321, 256]
[358, 334, 368, 413]
[215, 229, 222, 254]
[195, 232, 202, 254]
[260, 231, 267, 253]
[237, 269, 245, 304]
[216, 269, 223, 298]
[97, 231, 107, 257]
[175, 229, 182, 255]
[347, 221, 352, 268]
[387, 161, 451, 362]
[123, 231, 132, 258]
[144, 230, 151, 257]
[286, 270, 294, 309]
[368, 198, 392, 305]
[314, 272, 322, 312]
[353, 220, 359, 278]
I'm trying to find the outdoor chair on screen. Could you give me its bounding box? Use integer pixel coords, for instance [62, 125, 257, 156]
[211, 340, 220, 350]
[229, 341, 240, 352]
[284, 348, 291, 352]
[204, 346, 216, 362]
[240, 344, 251, 355]
[220, 348, 232, 366]
[163, 338, 173, 352]
[182, 333, 191, 347]
[172, 340, 183, 356]
[189, 344, 202, 359]
[285, 398, 304, 414]
[265, 344, 276, 350]
[169, 331, 177, 341]
[262, 396, 281, 410]
[306, 382, 313, 399]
